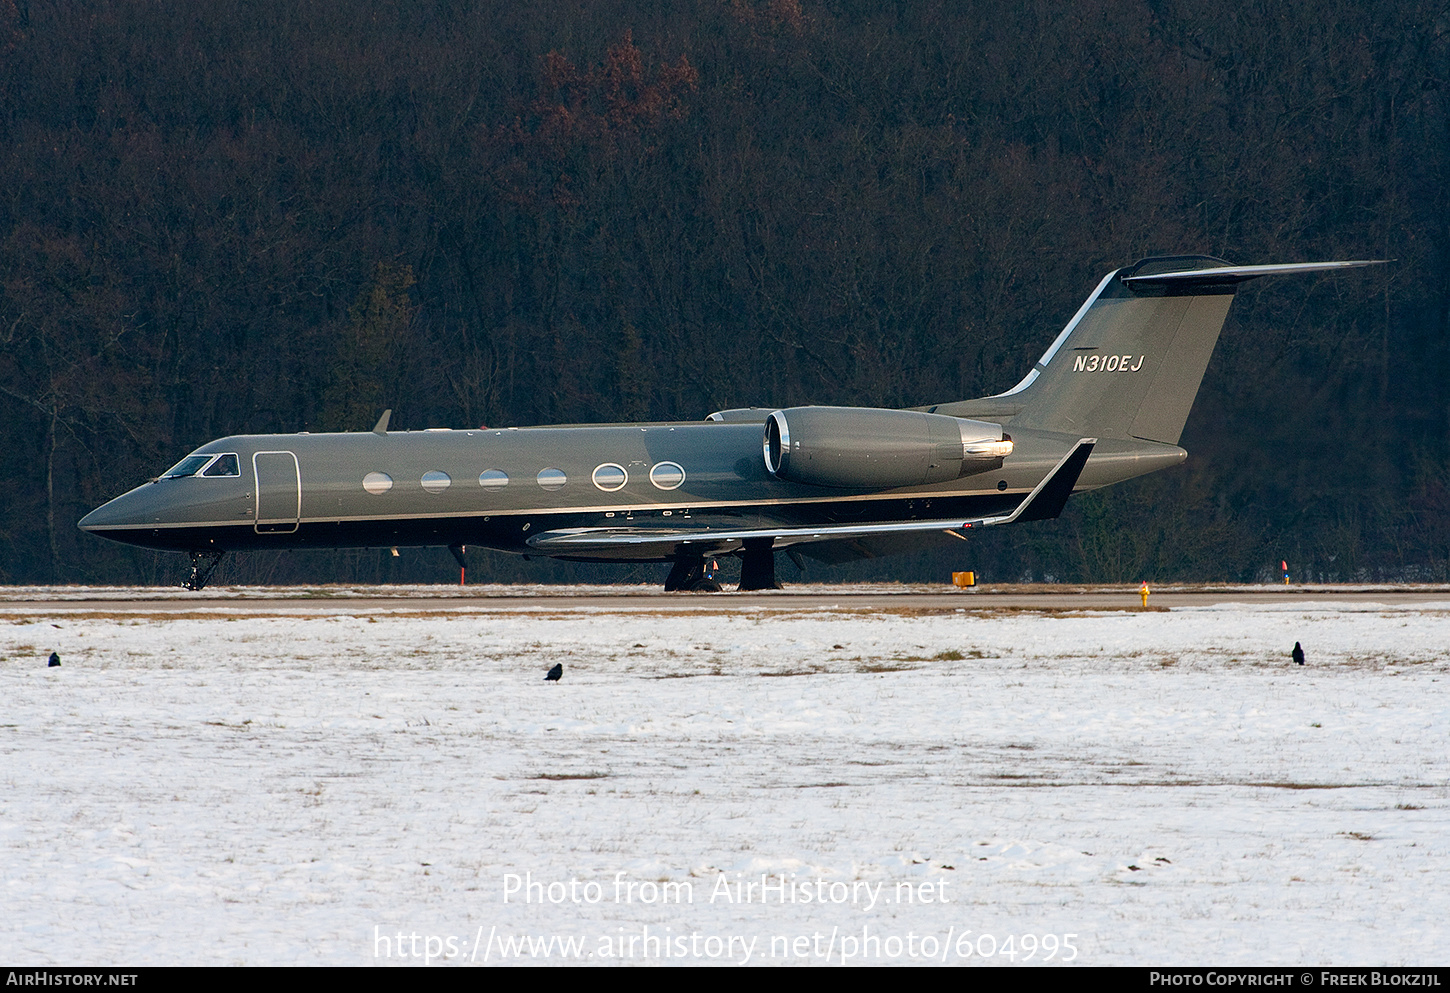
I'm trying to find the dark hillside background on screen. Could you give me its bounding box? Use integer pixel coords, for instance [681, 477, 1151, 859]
[2, 0, 1446, 585]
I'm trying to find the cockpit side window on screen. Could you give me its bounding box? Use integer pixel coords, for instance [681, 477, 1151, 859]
[162, 455, 213, 478]
[202, 454, 240, 477]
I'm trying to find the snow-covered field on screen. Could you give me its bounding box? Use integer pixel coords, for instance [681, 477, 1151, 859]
[2, 590, 1447, 966]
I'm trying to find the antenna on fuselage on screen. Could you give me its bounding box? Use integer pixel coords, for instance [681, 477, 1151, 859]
[372, 409, 392, 435]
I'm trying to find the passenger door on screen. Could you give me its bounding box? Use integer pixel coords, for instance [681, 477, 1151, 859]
[253, 451, 301, 533]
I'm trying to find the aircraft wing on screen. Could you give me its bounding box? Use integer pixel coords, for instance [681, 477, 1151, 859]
[526, 439, 1095, 557]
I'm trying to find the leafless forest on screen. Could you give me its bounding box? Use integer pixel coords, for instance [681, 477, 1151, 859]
[2, 0, 1446, 585]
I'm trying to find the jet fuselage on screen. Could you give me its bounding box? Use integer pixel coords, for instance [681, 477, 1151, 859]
[78, 420, 1182, 561]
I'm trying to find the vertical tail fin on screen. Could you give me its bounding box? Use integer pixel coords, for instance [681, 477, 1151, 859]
[993, 256, 1383, 444]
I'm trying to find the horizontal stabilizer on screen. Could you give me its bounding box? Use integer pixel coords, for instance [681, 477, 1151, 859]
[1123, 259, 1386, 287]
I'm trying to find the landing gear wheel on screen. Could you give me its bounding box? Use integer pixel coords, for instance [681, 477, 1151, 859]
[664, 553, 705, 592]
[183, 550, 225, 591]
[737, 538, 782, 591]
[688, 578, 722, 593]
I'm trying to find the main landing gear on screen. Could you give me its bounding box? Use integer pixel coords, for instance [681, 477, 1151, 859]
[737, 538, 782, 591]
[184, 550, 225, 591]
[663, 553, 722, 593]
[667, 540, 783, 592]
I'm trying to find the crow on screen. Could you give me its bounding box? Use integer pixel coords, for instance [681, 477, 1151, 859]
[1292, 642, 1305, 666]
[48, 652, 60, 667]
[545, 663, 563, 682]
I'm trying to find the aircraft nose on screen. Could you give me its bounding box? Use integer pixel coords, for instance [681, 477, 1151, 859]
[78, 484, 165, 534]
[79, 476, 245, 552]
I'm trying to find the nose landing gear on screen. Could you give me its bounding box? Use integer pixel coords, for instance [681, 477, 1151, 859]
[184, 550, 225, 591]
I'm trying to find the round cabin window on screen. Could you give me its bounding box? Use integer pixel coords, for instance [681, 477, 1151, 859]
[537, 468, 568, 491]
[592, 463, 628, 492]
[649, 462, 686, 490]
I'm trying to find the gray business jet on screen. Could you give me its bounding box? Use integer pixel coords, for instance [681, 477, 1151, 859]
[79, 255, 1382, 591]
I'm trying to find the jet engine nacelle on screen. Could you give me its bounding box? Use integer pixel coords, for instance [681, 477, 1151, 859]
[763, 406, 1012, 488]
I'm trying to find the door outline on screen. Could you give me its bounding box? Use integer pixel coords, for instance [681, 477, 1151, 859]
[253, 450, 301, 533]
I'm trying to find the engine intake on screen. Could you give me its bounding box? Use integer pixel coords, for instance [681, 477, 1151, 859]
[763, 407, 1011, 488]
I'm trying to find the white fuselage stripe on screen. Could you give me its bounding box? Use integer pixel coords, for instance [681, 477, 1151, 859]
[87, 486, 1034, 530]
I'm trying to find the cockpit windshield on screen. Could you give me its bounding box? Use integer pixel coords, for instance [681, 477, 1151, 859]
[162, 455, 213, 478]
[162, 453, 241, 479]
[202, 454, 240, 477]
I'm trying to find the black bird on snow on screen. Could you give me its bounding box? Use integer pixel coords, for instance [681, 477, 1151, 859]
[1292, 642, 1305, 666]
[545, 663, 563, 682]
[48, 652, 60, 667]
